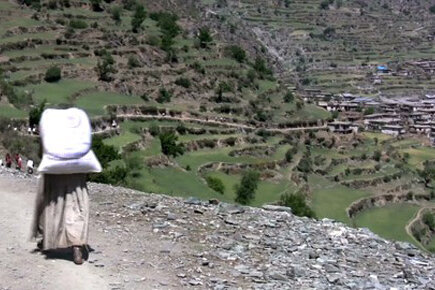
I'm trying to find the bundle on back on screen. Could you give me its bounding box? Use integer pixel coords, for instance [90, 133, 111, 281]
[37, 108, 102, 174]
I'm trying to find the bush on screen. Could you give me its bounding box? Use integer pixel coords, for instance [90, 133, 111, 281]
[284, 91, 294, 103]
[235, 170, 260, 205]
[96, 50, 116, 81]
[320, 0, 333, 9]
[44, 66, 61, 82]
[373, 150, 381, 162]
[175, 77, 191, 88]
[197, 27, 213, 48]
[430, 5, 435, 14]
[176, 123, 187, 135]
[69, 19, 88, 29]
[205, 176, 225, 194]
[285, 148, 293, 162]
[131, 4, 146, 32]
[28, 100, 46, 128]
[423, 212, 435, 230]
[149, 123, 160, 136]
[159, 131, 184, 157]
[156, 88, 172, 103]
[110, 6, 122, 23]
[297, 156, 312, 173]
[364, 107, 375, 115]
[88, 166, 127, 185]
[227, 45, 246, 63]
[92, 137, 120, 168]
[280, 191, 316, 218]
[90, 0, 103, 11]
[128, 56, 141, 68]
[253, 57, 272, 77]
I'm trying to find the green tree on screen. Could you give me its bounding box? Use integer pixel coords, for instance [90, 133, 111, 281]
[96, 50, 116, 81]
[205, 176, 225, 194]
[28, 100, 46, 128]
[156, 88, 172, 103]
[227, 45, 246, 63]
[373, 150, 381, 162]
[423, 212, 435, 230]
[283, 91, 294, 103]
[159, 132, 184, 157]
[419, 161, 435, 187]
[131, 4, 146, 33]
[235, 170, 260, 205]
[285, 148, 293, 162]
[92, 137, 120, 168]
[44, 66, 61, 82]
[128, 55, 141, 68]
[90, 0, 103, 11]
[198, 27, 213, 48]
[280, 191, 316, 218]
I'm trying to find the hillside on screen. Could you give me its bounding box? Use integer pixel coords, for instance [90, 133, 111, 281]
[1, 0, 435, 255]
[1, 169, 435, 289]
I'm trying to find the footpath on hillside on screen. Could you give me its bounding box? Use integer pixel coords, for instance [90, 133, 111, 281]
[0, 169, 434, 290]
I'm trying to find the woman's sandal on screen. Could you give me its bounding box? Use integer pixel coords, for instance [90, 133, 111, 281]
[73, 246, 84, 265]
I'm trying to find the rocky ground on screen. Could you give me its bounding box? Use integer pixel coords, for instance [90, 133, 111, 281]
[0, 168, 434, 289]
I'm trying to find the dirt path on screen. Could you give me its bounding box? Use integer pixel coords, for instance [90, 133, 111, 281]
[0, 176, 110, 290]
[0, 174, 181, 290]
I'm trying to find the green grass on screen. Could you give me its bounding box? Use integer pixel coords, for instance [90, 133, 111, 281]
[20, 79, 95, 104]
[206, 171, 293, 206]
[76, 91, 143, 116]
[0, 105, 27, 119]
[103, 131, 141, 150]
[309, 174, 371, 224]
[401, 147, 435, 168]
[353, 204, 419, 245]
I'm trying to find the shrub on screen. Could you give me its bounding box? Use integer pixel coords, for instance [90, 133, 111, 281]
[297, 156, 312, 173]
[29, 100, 46, 128]
[96, 50, 116, 81]
[131, 4, 146, 32]
[175, 77, 191, 88]
[128, 56, 141, 68]
[280, 191, 316, 218]
[320, 0, 333, 9]
[44, 66, 61, 82]
[69, 19, 88, 29]
[156, 88, 172, 103]
[422, 212, 435, 230]
[284, 91, 294, 103]
[430, 5, 435, 14]
[373, 150, 381, 161]
[227, 45, 246, 63]
[140, 94, 149, 102]
[110, 6, 122, 23]
[90, 0, 103, 11]
[285, 148, 293, 162]
[197, 27, 213, 48]
[205, 176, 225, 194]
[235, 170, 260, 205]
[149, 123, 160, 136]
[176, 123, 187, 135]
[253, 57, 272, 76]
[88, 166, 127, 185]
[364, 107, 375, 115]
[159, 131, 184, 157]
[92, 137, 120, 168]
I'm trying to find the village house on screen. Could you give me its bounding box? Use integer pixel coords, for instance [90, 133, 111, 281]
[381, 125, 405, 136]
[328, 121, 359, 134]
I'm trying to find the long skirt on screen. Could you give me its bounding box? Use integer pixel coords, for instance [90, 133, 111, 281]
[31, 174, 89, 250]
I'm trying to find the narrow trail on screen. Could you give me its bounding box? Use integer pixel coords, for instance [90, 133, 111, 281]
[0, 176, 109, 290]
[405, 205, 435, 251]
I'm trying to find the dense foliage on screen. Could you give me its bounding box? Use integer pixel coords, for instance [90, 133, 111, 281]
[205, 176, 225, 194]
[280, 191, 316, 218]
[44, 66, 61, 82]
[159, 132, 184, 157]
[235, 170, 260, 204]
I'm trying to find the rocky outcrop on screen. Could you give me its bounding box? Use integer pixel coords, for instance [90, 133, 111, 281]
[1, 168, 435, 289]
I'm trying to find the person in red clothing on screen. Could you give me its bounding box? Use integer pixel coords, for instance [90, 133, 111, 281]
[15, 153, 22, 171]
[5, 153, 12, 168]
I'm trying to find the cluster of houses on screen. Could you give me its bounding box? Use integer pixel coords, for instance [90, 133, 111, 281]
[319, 93, 435, 145]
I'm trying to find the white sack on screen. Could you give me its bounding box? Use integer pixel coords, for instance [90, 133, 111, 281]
[40, 108, 92, 159]
[38, 150, 102, 174]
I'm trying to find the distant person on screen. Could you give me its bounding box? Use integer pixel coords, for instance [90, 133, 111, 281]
[31, 108, 101, 265]
[27, 159, 34, 174]
[5, 153, 12, 168]
[15, 153, 22, 171]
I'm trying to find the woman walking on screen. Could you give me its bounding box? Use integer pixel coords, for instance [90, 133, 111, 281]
[31, 108, 101, 264]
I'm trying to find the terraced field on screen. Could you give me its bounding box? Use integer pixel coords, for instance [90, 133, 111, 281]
[1, 1, 435, 252]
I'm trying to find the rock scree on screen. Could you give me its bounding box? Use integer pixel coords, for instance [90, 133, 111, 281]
[0, 168, 434, 289]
